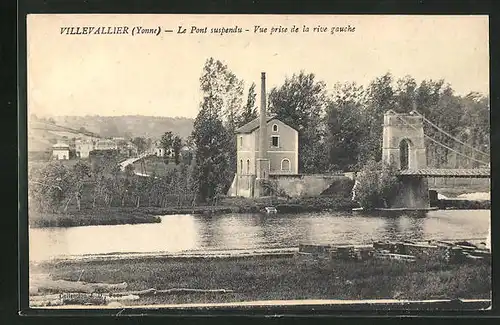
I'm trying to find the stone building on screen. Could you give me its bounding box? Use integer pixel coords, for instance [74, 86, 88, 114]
[227, 72, 353, 199]
[235, 116, 299, 176]
[228, 72, 299, 198]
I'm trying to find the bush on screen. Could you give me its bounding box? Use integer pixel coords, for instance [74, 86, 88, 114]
[320, 177, 355, 197]
[354, 160, 402, 210]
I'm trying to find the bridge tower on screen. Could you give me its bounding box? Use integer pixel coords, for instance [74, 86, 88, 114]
[382, 110, 430, 209]
[382, 110, 426, 170]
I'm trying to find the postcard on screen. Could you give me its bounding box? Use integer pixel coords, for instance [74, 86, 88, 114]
[25, 14, 490, 311]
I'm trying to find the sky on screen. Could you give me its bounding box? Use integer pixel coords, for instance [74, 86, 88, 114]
[27, 14, 489, 119]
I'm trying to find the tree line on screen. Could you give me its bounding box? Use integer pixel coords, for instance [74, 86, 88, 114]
[28, 156, 197, 213]
[29, 57, 490, 211]
[190, 58, 489, 202]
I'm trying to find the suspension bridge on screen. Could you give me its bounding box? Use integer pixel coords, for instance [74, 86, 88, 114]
[381, 109, 490, 209]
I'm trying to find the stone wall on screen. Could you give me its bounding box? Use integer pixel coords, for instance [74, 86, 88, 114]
[227, 174, 256, 198]
[271, 174, 351, 197]
[390, 176, 430, 209]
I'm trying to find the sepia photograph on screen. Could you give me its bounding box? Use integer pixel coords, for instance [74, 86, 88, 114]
[25, 14, 490, 311]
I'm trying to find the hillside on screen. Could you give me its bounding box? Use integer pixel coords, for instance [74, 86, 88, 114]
[28, 120, 99, 153]
[51, 115, 195, 140]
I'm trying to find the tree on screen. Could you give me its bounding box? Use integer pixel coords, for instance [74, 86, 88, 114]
[325, 82, 368, 171]
[394, 75, 417, 113]
[200, 57, 244, 127]
[64, 161, 91, 211]
[132, 137, 148, 154]
[191, 105, 232, 202]
[359, 73, 396, 164]
[268, 71, 328, 173]
[189, 58, 244, 202]
[28, 162, 71, 213]
[160, 132, 173, 164]
[199, 58, 244, 186]
[239, 82, 258, 127]
[172, 136, 182, 165]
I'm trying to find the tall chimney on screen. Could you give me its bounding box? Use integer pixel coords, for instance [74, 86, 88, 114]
[259, 72, 267, 160]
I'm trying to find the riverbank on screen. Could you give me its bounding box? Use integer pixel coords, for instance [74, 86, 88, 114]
[31, 253, 490, 307]
[29, 196, 357, 228]
[29, 208, 162, 228]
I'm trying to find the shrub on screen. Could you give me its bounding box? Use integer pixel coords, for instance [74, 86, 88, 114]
[354, 160, 402, 210]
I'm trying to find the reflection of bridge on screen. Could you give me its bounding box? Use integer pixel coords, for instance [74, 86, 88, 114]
[382, 109, 490, 209]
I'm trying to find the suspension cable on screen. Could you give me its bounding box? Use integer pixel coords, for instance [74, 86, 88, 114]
[396, 115, 489, 166]
[411, 110, 490, 157]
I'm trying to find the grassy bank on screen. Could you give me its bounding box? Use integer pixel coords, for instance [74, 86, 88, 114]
[32, 254, 491, 305]
[29, 196, 357, 228]
[29, 208, 162, 228]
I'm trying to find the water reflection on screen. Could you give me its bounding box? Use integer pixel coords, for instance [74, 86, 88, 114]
[29, 210, 490, 261]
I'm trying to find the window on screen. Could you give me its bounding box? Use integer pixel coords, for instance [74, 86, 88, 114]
[239, 136, 243, 148]
[246, 159, 250, 174]
[281, 159, 291, 171]
[272, 124, 278, 132]
[271, 136, 279, 147]
[240, 160, 243, 173]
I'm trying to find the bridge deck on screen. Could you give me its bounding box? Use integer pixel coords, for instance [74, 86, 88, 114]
[398, 168, 490, 178]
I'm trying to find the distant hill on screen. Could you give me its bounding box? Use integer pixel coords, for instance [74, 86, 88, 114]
[50, 115, 195, 140]
[28, 120, 99, 152]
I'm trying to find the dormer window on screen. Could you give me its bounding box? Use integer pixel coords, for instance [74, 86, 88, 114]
[272, 124, 278, 132]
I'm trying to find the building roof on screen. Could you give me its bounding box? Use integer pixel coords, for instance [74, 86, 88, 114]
[235, 115, 278, 134]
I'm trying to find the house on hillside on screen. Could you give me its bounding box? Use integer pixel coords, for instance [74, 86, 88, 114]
[94, 139, 118, 151]
[153, 141, 193, 164]
[76, 138, 130, 158]
[153, 140, 174, 158]
[75, 139, 94, 158]
[52, 142, 70, 160]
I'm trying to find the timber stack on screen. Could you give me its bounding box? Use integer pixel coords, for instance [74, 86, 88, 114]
[298, 240, 491, 264]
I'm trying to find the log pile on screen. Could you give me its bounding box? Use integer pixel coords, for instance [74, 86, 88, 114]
[29, 274, 234, 307]
[298, 240, 490, 264]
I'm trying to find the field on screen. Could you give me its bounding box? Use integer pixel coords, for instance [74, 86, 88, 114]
[31, 254, 491, 306]
[132, 156, 178, 177]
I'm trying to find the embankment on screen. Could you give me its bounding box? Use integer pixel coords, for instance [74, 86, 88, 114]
[29, 196, 357, 228]
[31, 252, 491, 306]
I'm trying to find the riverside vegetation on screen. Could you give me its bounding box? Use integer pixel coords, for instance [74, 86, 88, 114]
[28, 57, 489, 227]
[28, 152, 357, 228]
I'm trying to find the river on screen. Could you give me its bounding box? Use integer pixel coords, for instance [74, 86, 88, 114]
[29, 210, 490, 262]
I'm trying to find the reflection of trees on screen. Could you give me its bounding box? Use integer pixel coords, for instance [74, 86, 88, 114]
[382, 217, 402, 242]
[198, 215, 265, 250]
[197, 215, 216, 248]
[381, 216, 425, 242]
[406, 217, 425, 242]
